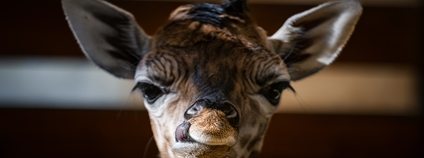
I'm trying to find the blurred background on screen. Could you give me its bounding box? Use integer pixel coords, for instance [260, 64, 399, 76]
[0, 0, 422, 157]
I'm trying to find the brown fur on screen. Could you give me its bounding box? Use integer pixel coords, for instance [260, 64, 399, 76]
[63, 0, 362, 157]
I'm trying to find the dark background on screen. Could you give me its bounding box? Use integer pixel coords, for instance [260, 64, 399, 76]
[0, 0, 423, 157]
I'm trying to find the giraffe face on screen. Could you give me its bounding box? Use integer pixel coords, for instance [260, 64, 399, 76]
[62, 0, 362, 157]
[133, 9, 291, 155]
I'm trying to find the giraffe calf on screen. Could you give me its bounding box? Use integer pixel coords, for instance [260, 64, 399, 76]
[62, 0, 362, 157]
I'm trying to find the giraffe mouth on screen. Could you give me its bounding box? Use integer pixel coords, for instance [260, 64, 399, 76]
[175, 122, 195, 143]
[174, 109, 237, 146]
[174, 121, 236, 147]
[173, 121, 233, 157]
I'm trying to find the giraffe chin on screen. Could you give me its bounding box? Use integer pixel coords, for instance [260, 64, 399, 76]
[172, 142, 230, 158]
[189, 129, 237, 146]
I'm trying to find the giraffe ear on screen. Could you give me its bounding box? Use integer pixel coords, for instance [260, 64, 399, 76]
[268, 0, 362, 81]
[62, 0, 151, 79]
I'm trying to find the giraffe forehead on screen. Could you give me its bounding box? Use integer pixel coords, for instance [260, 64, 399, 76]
[139, 47, 285, 92]
[136, 2, 288, 95]
[154, 1, 265, 48]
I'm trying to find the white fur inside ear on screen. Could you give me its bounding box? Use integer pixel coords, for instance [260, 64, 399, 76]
[268, 0, 362, 81]
[62, 0, 151, 79]
[316, 5, 362, 65]
[317, 45, 343, 66]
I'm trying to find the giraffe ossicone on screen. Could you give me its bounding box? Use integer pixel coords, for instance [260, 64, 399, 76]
[62, 0, 362, 157]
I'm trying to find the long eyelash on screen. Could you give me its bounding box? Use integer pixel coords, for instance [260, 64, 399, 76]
[288, 84, 296, 93]
[120, 58, 141, 72]
[131, 82, 142, 92]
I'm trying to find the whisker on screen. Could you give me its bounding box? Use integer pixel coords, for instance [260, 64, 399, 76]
[292, 89, 312, 111]
[286, 67, 301, 74]
[143, 136, 155, 158]
[120, 64, 136, 71]
[116, 84, 141, 119]
[283, 41, 297, 62]
[285, 57, 301, 65]
[287, 84, 296, 93]
[130, 60, 140, 67]
[133, 109, 139, 121]
[119, 57, 141, 71]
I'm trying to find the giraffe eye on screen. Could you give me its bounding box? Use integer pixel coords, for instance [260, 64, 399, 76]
[136, 82, 164, 104]
[261, 81, 291, 106]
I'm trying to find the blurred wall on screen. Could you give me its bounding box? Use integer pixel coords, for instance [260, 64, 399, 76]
[0, 0, 422, 158]
[0, 0, 421, 115]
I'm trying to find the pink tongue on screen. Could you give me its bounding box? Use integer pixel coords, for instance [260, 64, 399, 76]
[175, 122, 190, 142]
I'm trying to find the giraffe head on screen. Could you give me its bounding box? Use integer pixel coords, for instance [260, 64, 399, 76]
[62, 0, 361, 157]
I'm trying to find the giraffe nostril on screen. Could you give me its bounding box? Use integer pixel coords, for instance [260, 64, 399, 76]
[225, 109, 237, 119]
[224, 106, 239, 127]
[184, 99, 240, 126]
[184, 104, 201, 120]
[186, 105, 202, 115]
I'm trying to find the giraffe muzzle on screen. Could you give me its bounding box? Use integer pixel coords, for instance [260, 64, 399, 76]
[175, 99, 238, 146]
[184, 99, 239, 127]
